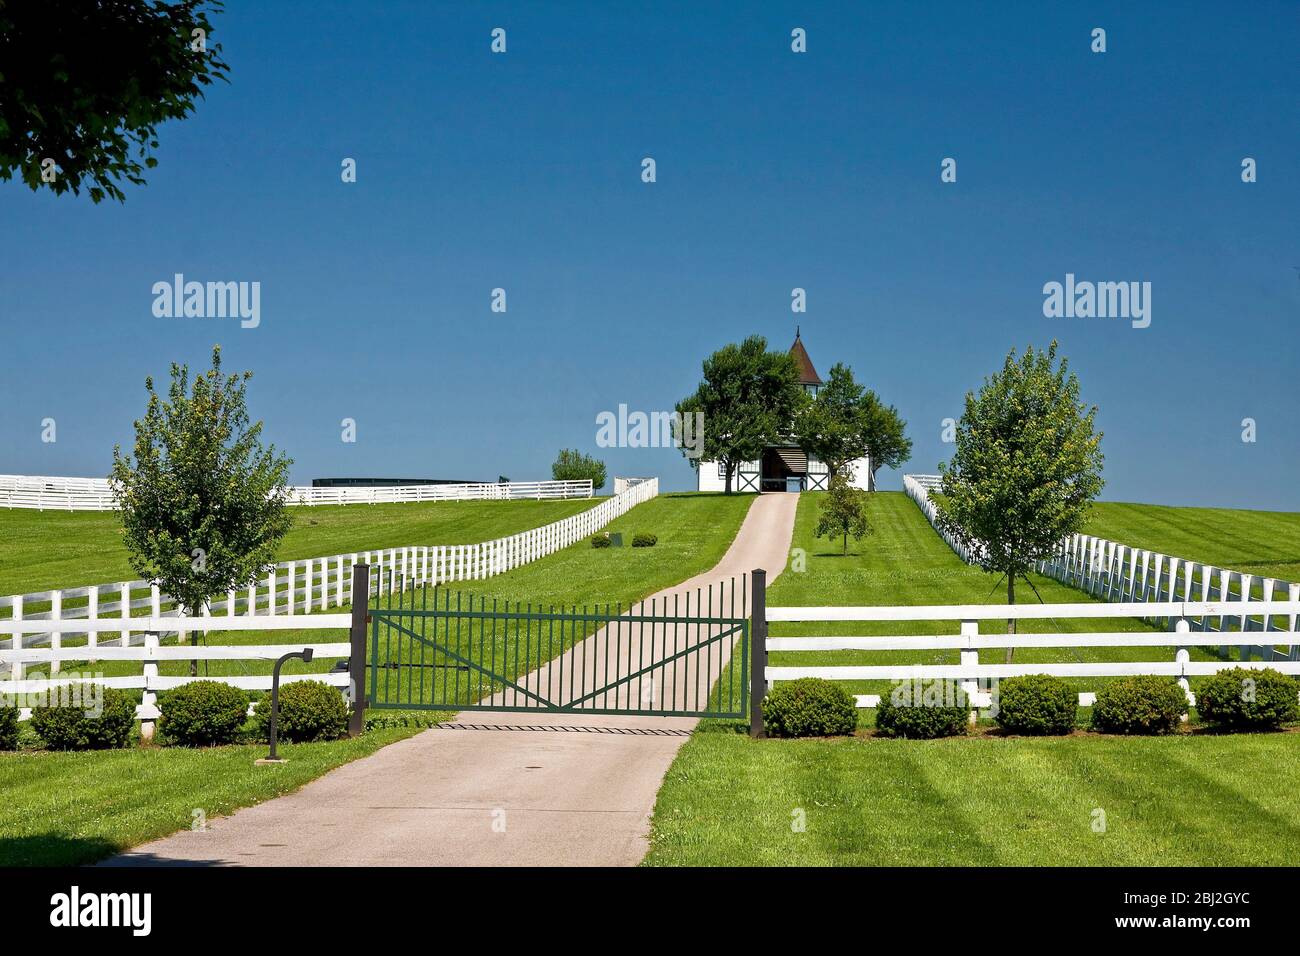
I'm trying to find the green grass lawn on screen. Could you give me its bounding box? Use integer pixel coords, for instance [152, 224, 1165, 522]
[0, 496, 598, 596]
[0, 728, 421, 866]
[1085, 501, 1300, 583]
[1, 492, 758, 865]
[644, 491, 1300, 867]
[645, 731, 1300, 866]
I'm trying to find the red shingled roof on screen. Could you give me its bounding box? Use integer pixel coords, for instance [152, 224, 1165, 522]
[789, 330, 822, 385]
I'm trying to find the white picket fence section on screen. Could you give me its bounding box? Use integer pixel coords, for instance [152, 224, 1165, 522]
[0, 615, 353, 732]
[0, 474, 592, 511]
[0, 478, 659, 681]
[765, 599, 1300, 710]
[903, 473, 1300, 662]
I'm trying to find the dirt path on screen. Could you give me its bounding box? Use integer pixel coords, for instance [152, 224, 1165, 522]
[103, 493, 798, 867]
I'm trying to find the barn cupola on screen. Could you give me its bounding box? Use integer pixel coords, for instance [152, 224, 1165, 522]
[790, 327, 823, 397]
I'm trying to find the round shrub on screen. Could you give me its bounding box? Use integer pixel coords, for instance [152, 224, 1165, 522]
[1196, 667, 1299, 730]
[0, 704, 19, 750]
[762, 678, 857, 737]
[875, 680, 969, 739]
[591, 533, 611, 549]
[994, 674, 1077, 735]
[159, 680, 250, 746]
[1090, 675, 1186, 735]
[631, 532, 657, 548]
[254, 680, 349, 743]
[30, 686, 136, 750]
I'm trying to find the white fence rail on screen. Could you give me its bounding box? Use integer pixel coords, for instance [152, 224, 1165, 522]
[0, 615, 353, 731]
[0, 474, 592, 511]
[765, 599, 1300, 709]
[1, 478, 659, 680]
[902, 473, 1300, 661]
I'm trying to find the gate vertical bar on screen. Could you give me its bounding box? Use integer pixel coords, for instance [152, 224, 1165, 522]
[749, 568, 766, 738]
[348, 563, 370, 736]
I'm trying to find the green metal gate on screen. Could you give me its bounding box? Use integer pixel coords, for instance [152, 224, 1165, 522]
[365, 574, 749, 718]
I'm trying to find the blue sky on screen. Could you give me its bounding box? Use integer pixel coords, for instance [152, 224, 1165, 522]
[2, 1, 1297, 508]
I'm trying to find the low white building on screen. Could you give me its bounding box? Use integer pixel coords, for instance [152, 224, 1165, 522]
[696, 332, 871, 493]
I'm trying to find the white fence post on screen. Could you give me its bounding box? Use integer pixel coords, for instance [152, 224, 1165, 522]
[50, 590, 62, 675]
[10, 594, 22, 682]
[959, 620, 979, 724]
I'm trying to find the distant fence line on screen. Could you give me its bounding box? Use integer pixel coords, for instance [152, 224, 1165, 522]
[1, 478, 659, 681]
[902, 474, 1300, 663]
[0, 474, 593, 511]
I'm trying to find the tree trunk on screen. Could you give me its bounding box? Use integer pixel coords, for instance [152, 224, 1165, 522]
[842, 532, 848, 556]
[724, 464, 733, 495]
[1005, 574, 1016, 663]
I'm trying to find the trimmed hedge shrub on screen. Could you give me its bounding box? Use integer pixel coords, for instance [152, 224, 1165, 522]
[254, 680, 349, 743]
[1196, 667, 1300, 730]
[0, 704, 19, 750]
[591, 533, 612, 549]
[994, 674, 1077, 735]
[159, 680, 250, 746]
[631, 532, 657, 548]
[762, 678, 857, 737]
[30, 686, 136, 750]
[1090, 675, 1186, 735]
[875, 681, 969, 739]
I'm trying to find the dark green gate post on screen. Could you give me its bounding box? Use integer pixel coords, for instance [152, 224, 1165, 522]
[347, 563, 370, 737]
[750, 568, 767, 738]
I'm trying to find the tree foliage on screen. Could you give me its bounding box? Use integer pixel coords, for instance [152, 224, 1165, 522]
[934, 341, 1103, 645]
[675, 336, 805, 493]
[797, 362, 911, 489]
[814, 476, 872, 555]
[110, 347, 293, 620]
[796, 362, 869, 481]
[551, 448, 607, 490]
[0, 0, 229, 203]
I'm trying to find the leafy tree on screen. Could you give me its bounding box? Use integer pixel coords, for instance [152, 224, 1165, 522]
[551, 449, 607, 491]
[934, 342, 1103, 658]
[0, 0, 230, 203]
[814, 476, 872, 555]
[110, 347, 293, 672]
[796, 362, 870, 481]
[860, 391, 913, 490]
[675, 335, 805, 493]
[796, 363, 912, 490]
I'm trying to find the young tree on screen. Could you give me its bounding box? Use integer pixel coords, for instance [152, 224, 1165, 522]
[675, 336, 805, 493]
[110, 347, 293, 672]
[814, 476, 872, 555]
[934, 342, 1104, 658]
[551, 449, 607, 491]
[860, 391, 913, 491]
[0, 0, 230, 203]
[796, 362, 870, 481]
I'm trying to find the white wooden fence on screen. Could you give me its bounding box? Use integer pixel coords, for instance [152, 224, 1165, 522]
[902, 473, 1300, 662]
[0, 474, 592, 511]
[765, 599, 1300, 710]
[0, 614, 353, 733]
[1, 478, 659, 680]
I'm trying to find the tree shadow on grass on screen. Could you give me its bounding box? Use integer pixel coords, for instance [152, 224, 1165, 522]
[0, 834, 122, 867]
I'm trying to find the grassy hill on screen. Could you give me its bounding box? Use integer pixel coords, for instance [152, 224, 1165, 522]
[0, 496, 598, 596]
[645, 491, 1300, 867]
[1086, 501, 1300, 583]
